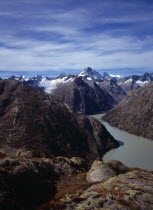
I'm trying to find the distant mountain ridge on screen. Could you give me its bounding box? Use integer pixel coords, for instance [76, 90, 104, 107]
[9, 67, 123, 94]
[9, 67, 153, 94]
[117, 72, 153, 92]
[8, 67, 153, 114]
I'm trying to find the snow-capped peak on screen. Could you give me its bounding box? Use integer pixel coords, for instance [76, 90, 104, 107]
[101, 73, 122, 81]
[8, 69, 153, 95]
[78, 68, 122, 81]
[78, 67, 104, 80]
[9, 75, 30, 82]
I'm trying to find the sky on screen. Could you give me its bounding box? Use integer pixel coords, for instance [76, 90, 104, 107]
[0, 0, 153, 77]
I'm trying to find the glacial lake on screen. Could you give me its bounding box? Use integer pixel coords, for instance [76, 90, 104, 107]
[92, 114, 153, 171]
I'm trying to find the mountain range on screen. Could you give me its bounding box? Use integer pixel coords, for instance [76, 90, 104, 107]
[9, 67, 153, 114]
[9, 67, 153, 93]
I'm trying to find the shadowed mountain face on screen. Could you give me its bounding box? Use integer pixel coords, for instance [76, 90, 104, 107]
[0, 79, 118, 163]
[52, 77, 116, 114]
[103, 82, 153, 140]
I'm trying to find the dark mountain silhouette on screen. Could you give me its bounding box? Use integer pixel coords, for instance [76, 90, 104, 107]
[52, 77, 116, 114]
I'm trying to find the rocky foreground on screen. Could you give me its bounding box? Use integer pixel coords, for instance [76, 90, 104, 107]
[1, 157, 153, 210]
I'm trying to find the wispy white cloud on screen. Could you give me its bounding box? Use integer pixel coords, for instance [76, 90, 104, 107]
[0, 0, 153, 75]
[0, 34, 153, 73]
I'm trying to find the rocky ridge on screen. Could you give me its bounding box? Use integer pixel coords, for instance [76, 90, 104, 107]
[103, 82, 153, 140]
[1, 158, 153, 210]
[38, 160, 153, 210]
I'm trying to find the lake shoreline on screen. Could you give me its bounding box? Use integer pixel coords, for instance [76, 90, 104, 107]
[92, 114, 153, 171]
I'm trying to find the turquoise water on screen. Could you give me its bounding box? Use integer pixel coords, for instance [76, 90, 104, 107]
[92, 114, 153, 171]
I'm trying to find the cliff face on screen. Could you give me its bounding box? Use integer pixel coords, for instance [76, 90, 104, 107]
[52, 77, 116, 115]
[103, 82, 153, 140]
[0, 79, 118, 162]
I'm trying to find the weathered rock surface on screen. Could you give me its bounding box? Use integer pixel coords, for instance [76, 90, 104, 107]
[86, 160, 130, 184]
[0, 157, 87, 210]
[1, 158, 153, 210]
[82, 169, 153, 210]
[103, 82, 153, 140]
[44, 160, 153, 210]
[86, 160, 116, 183]
[0, 79, 118, 163]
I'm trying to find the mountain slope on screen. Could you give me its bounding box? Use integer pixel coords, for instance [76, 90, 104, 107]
[52, 77, 116, 114]
[103, 82, 153, 140]
[0, 79, 118, 162]
[97, 79, 126, 102]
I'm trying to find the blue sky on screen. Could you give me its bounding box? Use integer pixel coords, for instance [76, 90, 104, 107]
[0, 0, 153, 77]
